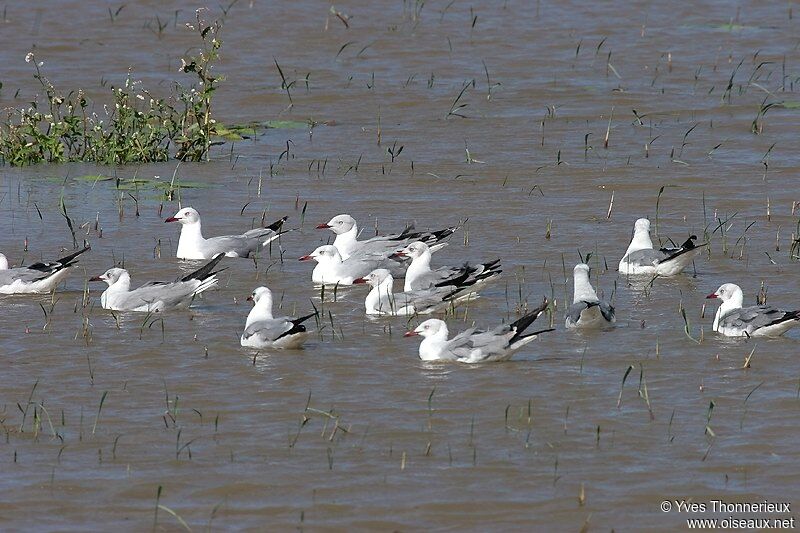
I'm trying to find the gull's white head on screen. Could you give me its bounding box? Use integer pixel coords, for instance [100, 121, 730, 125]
[405, 318, 448, 339]
[397, 241, 430, 259]
[353, 268, 392, 287]
[0, 253, 8, 270]
[90, 267, 129, 286]
[298, 245, 342, 264]
[247, 286, 273, 305]
[166, 207, 201, 225]
[634, 218, 651, 233]
[573, 263, 591, 278]
[317, 214, 356, 235]
[706, 283, 743, 303]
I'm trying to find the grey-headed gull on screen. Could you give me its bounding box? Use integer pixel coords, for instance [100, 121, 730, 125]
[166, 207, 287, 260]
[404, 298, 553, 362]
[298, 245, 395, 285]
[618, 218, 706, 276]
[240, 286, 316, 349]
[0, 246, 90, 294]
[352, 268, 479, 316]
[706, 283, 800, 337]
[90, 254, 224, 312]
[394, 241, 501, 292]
[316, 213, 456, 260]
[566, 263, 615, 328]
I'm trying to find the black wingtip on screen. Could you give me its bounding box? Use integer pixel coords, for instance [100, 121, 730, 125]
[182, 253, 225, 282]
[509, 297, 549, 344]
[265, 216, 289, 231]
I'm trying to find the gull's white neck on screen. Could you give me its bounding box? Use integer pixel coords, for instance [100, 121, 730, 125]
[311, 252, 344, 284]
[332, 224, 359, 259]
[573, 270, 599, 303]
[714, 288, 744, 330]
[419, 325, 450, 361]
[101, 272, 132, 307]
[625, 228, 654, 256]
[246, 297, 274, 328]
[404, 250, 433, 291]
[0, 254, 8, 270]
[177, 220, 205, 259]
[365, 275, 395, 314]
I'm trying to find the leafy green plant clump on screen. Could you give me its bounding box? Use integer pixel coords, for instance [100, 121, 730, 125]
[0, 12, 222, 166]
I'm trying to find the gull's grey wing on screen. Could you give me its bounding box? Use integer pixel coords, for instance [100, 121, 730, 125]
[408, 267, 460, 290]
[203, 228, 279, 258]
[720, 305, 798, 333]
[0, 268, 52, 286]
[567, 301, 592, 326]
[567, 300, 615, 325]
[599, 300, 616, 322]
[242, 318, 294, 343]
[620, 248, 667, 268]
[121, 280, 201, 309]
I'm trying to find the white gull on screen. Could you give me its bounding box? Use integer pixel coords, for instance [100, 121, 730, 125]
[706, 283, 800, 337]
[618, 218, 706, 276]
[240, 286, 316, 349]
[0, 246, 90, 294]
[166, 206, 286, 260]
[565, 263, 615, 329]
[90, 254, 223, 312]
[404, 298, 553, 363]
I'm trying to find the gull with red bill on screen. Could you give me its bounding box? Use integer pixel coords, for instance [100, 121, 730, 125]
[352, 268, 481, 316]
[240, 286, 317, 349]
[404, 298, 553, 363]
[706, 283, 800, 337]
[394, 240, 501, 292]
[298, 245, 388, 285]
[89, 254, 224, 312]
[0, 245, 90, 294]
[166, 206, 287, 260]
[316, 213, 457, 261]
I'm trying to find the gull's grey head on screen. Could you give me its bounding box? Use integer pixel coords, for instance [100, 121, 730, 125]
[360, 268, 392, 287]
[411, 318, 447, 338]
[707, 283, 742, 302]
[319, 214, 356, 235]
[91, 267, 128, 286]
[166, 206, 201, 225]
[299, 245, 342, 263]
[400, 241, 430, 259]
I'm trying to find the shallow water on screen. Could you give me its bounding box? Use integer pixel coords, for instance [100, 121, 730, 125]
[1, 0, 800, 530]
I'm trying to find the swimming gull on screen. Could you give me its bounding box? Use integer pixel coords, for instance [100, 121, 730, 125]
[352, 268, 481, 316]
[90, 254, 224, 312]
[316, 213, 456, 261]
[240, 286, 317, 349]
[618, 218, 706, 276]
[404, 298, 553, 362]
[565, 263, 615, 328]
[393, 240, 501, 292]
[0, 245, 90, 294]
[166, 206, 287, 260]
[706, 283, 800, 337]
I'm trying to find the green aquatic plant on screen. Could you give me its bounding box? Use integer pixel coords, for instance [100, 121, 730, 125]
[0, 10, 223, 166]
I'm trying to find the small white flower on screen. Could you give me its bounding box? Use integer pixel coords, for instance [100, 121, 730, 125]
[25, 52, 34, 63]
[136, 94, 145, 100]
[38, 61, 44, 67]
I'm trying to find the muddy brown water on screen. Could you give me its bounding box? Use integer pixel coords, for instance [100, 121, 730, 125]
[1, 1, 800, 530]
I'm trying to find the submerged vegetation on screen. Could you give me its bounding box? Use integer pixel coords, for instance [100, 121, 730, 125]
[0, 11, 222, 166]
